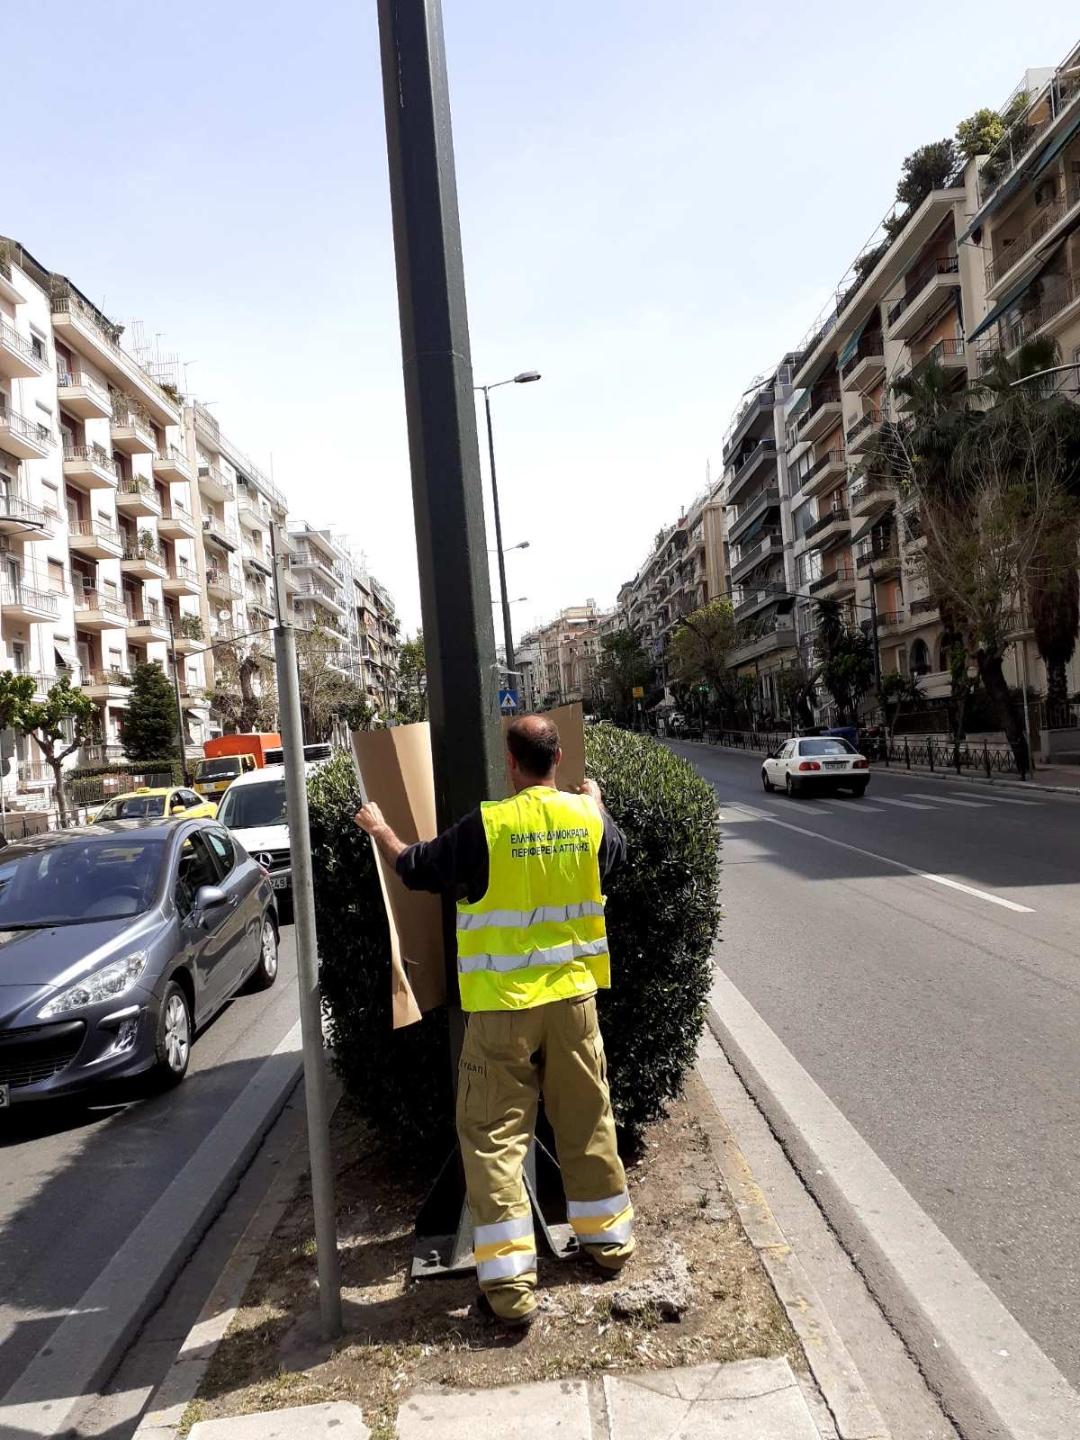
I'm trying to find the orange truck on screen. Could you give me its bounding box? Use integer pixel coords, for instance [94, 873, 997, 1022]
[193, 732, 282, 798]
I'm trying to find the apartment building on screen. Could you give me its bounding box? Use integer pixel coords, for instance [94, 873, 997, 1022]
[0, 238, 209, 798]
[515, 631, 541, 712]
[531, 602, 608, 706]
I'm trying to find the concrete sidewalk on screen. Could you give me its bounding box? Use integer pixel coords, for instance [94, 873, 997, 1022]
[188, 1359, 822, 1439]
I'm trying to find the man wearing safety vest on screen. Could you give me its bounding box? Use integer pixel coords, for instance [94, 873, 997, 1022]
[354, 713, 633, 1328]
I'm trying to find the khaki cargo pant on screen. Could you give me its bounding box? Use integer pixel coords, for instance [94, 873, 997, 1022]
[457, 993, 634, 1322]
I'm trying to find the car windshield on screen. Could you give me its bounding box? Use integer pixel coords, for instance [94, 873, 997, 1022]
[95, 795, 167, 820]
[217, 779, 287, 830]
[0, 837, 166, 928]
[195, 758, 242, 780]
[799, 739, 856, 756]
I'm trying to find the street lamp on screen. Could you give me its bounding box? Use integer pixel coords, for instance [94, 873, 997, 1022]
[489, 540, 530, 554]
[476, 372, 541, 690]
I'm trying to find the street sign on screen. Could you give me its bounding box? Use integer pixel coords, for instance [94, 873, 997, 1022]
[632, 686, 645, 699]
[499, 688, 519, 715]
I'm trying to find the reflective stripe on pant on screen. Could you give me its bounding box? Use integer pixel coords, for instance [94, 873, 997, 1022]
[456, 994, 633, 1321]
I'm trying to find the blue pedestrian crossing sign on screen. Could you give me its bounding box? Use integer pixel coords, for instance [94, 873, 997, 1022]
[499, 688, 519, 715]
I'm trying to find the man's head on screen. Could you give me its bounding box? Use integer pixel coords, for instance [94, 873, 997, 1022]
[506, 714, 562, 791]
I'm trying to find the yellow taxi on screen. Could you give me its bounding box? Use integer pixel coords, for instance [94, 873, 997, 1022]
[90, 786, 218, 823]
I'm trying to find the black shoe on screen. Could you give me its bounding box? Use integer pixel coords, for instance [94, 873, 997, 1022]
[476, 1292, 535, 1331]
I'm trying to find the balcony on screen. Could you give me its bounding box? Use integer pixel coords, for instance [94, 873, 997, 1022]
[725, 441, 778, 506]
[206, 566, 242, 601]
[122, 543, 167, 581]
[728, 487, 781, 544]
[800, 448, 847, 500]
[81, 669, 132, 701]
[237, 489, 269, 529]
[809, 565, 857, 600]
[243, 541, 272, 576]
[984, 186, 1080, 294]
[156, 503, 196, 540]
[115, 477, 161, 518]
[0, 493, 49, 535]
[163, 560, 201, 597]
[885, 255, 961, 340]
[169, 617, 204, 653]
[152, 446, 192, 483]
[125, 605, 169, 642]
[839, 337, 885, 393]
[290, 546, 338, 582]
[856, 538, 900, 575]
[111, 409, 156, 455]
[876, 610, 906, 635]
[849, 475, 894, 519]
[50, 290, 179, 427]
[727, 621, 797, 668]
[62, 443, 117, 489]
[722, 390, 775, 465]
[74, 589, 128, 630]
[982, 271, 1080, 360]
[912, 337, 966, 378]
[797, 387, 843, 445]
[733, 581, 789, 622]
[193, 403, 224, 455]
[0, 318, 47, 380]
[730, 530, 783, 584]
[247, 590, 275, 619]
[67, 520, 122, 559]
[180, 684, 209, 710]
[293, 583, 346, 616]
[845, 408, 884, 452]
[198, 462, 234, 503]
[0, 582, 59, 622]
[0, 253, 24, 306]
[805, 507, 851, 550]
[202, 514, 239, 552]
[57, 369, 112, 420]
[0, 405, 53, 461]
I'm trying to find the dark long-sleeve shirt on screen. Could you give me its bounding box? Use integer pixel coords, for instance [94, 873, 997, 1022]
[396, 798, 626, 904]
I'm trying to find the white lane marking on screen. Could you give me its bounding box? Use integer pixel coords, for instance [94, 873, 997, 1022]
[705, 973, 1080, 1434]
[732, 802, 1034, 913]
[855, 803, 886, 812]
[905, 793, 989, 809]
[948, 792, 1038, 807]
[876, 796, 937, 811]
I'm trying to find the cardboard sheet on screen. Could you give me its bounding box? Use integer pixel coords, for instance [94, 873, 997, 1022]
[352, 703, 587, 1028]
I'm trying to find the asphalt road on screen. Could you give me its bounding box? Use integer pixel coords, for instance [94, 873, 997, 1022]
[0, 924, 299, 1402]
[668, 742, 1080, 1388]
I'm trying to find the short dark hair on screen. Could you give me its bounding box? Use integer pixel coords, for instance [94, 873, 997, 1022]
[506, 714, 561, 778]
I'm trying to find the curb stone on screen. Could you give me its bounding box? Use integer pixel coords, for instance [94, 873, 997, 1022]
[686, 1069, 890, 1440]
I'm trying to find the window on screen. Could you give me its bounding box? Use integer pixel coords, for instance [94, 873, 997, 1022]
[30, 331, 47, 364]
[178, 790, 202, 808]
[910, 639, 930, 675]
[175, 832, 220, 917]
[798, 738, 856, 756]
[205, 828, 236, 877]
[47, 559, 66, 593]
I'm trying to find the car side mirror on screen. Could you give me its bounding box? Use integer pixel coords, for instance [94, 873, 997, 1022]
[193, 884, 228, 923]
[171, 804, 186, 815]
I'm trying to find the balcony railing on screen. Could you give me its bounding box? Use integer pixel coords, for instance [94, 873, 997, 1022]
[168, 561, 200, 584]
[989, 271, 1080, 356]
[839, 337, 884, 381]
[909, 596, 939, 616]
[809, 565, 856, 595]
[805, 506, 849, 539]
[978, 64, 1080, 208]
[50, 289, 179, 416]
[0, 318, 46, 368]
[800, 449, 845, 489]
[876, 610, 904, 628]
[914, 338, 965, 373]
[206, 567, 242, 597]
[68, 519, 120, 546]
[0, 493, 47, 526]
[123, 541, 165, 565]
[734, 581, 789, 615]
[887, 256, 959, 327]
[203, 515, 240, 548]
[733, 530, 781, 569]
[156, 444, 190, 468]
[57, 368, 109, 401]
[0, 582, 59, 615]
[85, 669, 133, 689]
[64, 442, 115, 473]
[731, 440, 777, 479]
[856, 539, 899, 570]
[846, 408, 883, 444]
[119, 476, 159, 504]
[1, 405, 53, 448]
[985, 190, 1080, 289]
[74, 588, 128, 621]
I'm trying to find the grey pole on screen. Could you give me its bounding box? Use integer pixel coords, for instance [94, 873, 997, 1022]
[482, 387, 516, 685]
[167, 609, 190, 787]
[270, 524, 342, 1339]
[867, 565, 883, 705]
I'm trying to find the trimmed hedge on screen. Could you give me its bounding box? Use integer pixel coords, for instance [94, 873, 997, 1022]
[309, 727, 721, 1161]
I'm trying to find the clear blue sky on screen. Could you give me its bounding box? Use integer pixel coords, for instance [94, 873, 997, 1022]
[7, 4, 1077, 636]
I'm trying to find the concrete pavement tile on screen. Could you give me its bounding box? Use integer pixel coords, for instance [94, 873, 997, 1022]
[189, 1401, 370, 1439]
[396, 1379, 592, 1438]
[604, 1359, 821, 1439]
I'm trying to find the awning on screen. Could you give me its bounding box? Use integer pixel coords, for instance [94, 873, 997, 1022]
[787, 390, 810, 420]
[967, 247, 1061, 342]
[962, 99, 1080, 241]
[1030, 104, 1080, 184]
[837, 313, 869, 369]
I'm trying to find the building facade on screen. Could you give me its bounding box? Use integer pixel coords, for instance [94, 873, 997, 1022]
[532, 602, 609, 707]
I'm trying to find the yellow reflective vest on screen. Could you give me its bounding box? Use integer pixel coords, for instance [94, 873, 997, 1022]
[455, 787, 609, 1013]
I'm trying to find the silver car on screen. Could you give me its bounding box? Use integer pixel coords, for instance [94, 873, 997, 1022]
[0, 819, 278, 1107]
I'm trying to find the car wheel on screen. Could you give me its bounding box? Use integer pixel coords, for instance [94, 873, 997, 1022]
[154, 980, 192, 1087]
[762, 769, 774, 792]
[248, 916, 279, 991]
[785, 774, 799, 798]
[851, 781, 868, 797]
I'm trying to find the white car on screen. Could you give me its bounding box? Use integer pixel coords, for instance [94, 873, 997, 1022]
[215, 767, 293, 902]
[762, 736, 870, 797]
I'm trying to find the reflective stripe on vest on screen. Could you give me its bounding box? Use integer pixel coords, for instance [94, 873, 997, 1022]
[473, 1215, 536, 1284]
[567, 1190, 634, 1246]
[456, 788, 609, 1013]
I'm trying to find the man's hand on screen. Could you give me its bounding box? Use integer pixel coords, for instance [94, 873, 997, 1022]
[578, 779, 603, 806]
[354, 801, 387, 836]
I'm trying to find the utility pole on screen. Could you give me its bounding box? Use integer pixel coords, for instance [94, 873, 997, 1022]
[167, 610, 190, 786]
[867, 565, 883, 711]
[481, 386, 516, 683]
[270, 524, 342, 1339]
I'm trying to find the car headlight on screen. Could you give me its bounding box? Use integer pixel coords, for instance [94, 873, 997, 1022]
[38, 953, 149, 1018]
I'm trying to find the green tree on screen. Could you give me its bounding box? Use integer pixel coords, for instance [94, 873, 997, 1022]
[210, 636, 276, 734]
[295, 625, 369, 740]
[668, 600, 737, 693]
[594, 629, 652, 721]
[895, 139, 956, 209]
[955, 107, 1006, 159]
[814, 600, 874, 724]
[880, 670, 922, 742]
[123, 661, 180, 762]
[775, 657, 817, 730]
[396, 632, 427, 723]
[11, 675, 97, 827]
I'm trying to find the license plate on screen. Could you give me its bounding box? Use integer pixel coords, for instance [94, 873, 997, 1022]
[270, 876, 290, 891]
[824, 761, 847, 769]
[0, 1084, 8, 1109]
